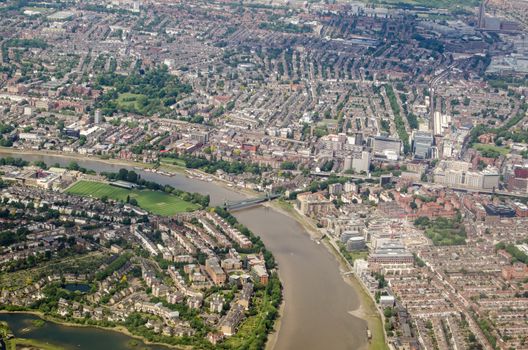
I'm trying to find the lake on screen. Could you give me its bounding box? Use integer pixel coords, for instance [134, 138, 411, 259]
[0, 313, 171, 350]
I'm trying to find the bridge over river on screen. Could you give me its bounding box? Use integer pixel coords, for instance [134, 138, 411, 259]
[223, 193, 281, 211]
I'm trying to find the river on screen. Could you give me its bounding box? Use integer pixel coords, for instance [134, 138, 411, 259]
[0, 151, 369, 350]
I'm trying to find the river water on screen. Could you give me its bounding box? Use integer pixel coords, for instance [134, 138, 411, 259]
[0, 152, 368, 350]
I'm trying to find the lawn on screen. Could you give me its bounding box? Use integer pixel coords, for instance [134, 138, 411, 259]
[473, 143, 509, 157]
[116, 93, 149, 112]
[160, 157, 186, 167]
[66, 181, 199, 216]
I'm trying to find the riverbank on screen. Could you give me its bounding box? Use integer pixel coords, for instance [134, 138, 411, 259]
[7, 337, 67, 350]
[0, 147, 156, 170]
[268, 199, 387, 350]
[0, 147, 259, 199]
[0, 148, 377, 350]
[0, 311, 187, 350]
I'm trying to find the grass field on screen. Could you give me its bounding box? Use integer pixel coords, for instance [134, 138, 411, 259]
[473, 143, 509, 156]
[116, 92, 148, 110]
[160, 157, 186, 167]
[66, 181, 199, 216]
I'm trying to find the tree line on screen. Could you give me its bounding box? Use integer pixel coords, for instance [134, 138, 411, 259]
[102, 168, 210, 207]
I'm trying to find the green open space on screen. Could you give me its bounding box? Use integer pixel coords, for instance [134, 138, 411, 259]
[23, 7, 50, 13]
[0, 252, 107, 292]
[66, 180, 199, 216]
[7, 337, 69, 350]
[473, 143, 509, 158]
[96, 66, 191, 116]
[160, 157, 186, 167]
[115, 93, 149, 113]
[414, 216, 466, 246]
[223, 275, 281, 350]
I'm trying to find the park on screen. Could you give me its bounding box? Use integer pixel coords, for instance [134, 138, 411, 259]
[66, 180, 199, 216]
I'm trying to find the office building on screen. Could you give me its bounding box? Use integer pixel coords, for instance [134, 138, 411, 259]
[371, 136, 401, 158]
[412, 131, 433, 159]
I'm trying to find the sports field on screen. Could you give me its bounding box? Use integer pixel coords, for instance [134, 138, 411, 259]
[66, 180, 199, 216]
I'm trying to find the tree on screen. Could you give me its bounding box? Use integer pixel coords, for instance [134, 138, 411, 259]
[127, 170, 138, 183]
[117, 168, 128, 181]
[67, 161, 80, 171]
[280, 161, 296, 170]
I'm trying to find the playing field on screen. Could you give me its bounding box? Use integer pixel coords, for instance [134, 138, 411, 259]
[66, 180, 199, 216]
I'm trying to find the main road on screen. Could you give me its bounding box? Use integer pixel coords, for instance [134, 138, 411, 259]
[0, 150, 370, 350]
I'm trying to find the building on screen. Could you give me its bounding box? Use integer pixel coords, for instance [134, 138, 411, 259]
[205, 258, 226, 285]
[502, 262, 528, 280]
[380, 295, 395, 307]
[295, 192, 332, 217]
[94, 109, 102, 124]
[507, 165, 528, 193]
[346, 236, 366, 251]
[251, 265, 269, 285]
[484, 204, 516, 217]
[412, 131, 433, 159]
[433, 161, 499, 190]
[219, 304, 245, 336]
[328, 183, 343, 196]
[368, 241, 414, 270]
[350, 149, 371, 173]
[433, 111, 442, 136]
[372, 136, 401, 158]
[210, 295, 224, 313]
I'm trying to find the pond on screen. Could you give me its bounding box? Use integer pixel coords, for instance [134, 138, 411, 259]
[62, 283, 91, 293]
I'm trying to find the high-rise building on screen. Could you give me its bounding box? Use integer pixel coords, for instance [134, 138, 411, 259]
[132, 1, 140, 13]
[94, 109, 102, 124]
[412, 130, 433, 159]
[352, 150, 371, 174]
[354, 132, 364, 146]
[478, 0, 486, 29]
[343, 147, 371, 174]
